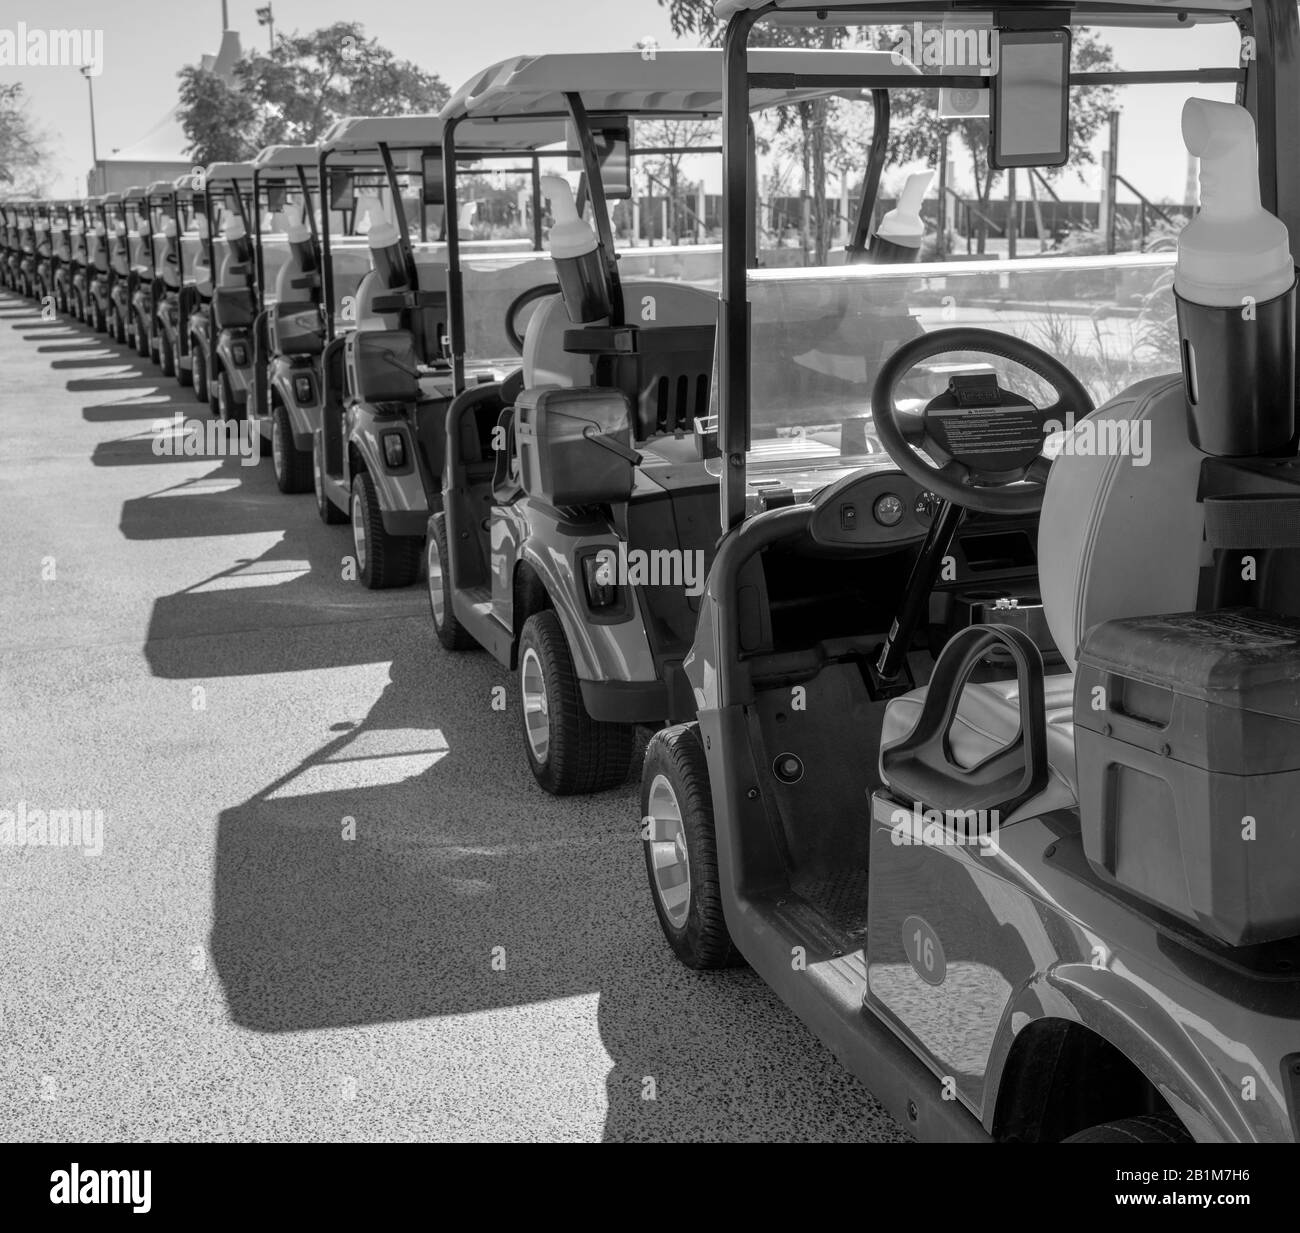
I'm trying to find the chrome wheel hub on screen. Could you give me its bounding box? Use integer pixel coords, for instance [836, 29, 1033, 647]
[520, 646, 549, 762]
[646, 773, 691, 929]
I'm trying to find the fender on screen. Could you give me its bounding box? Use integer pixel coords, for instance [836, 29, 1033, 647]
[513, 524, 659, 686]
[346, 407, 429, 533]
[268, 356, 322, 448]
[214, 330, 254, 400]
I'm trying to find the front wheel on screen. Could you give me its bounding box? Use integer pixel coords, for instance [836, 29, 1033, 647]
[272, 404, 312, 494]
[112, 307, 127, 345]
[641, 724, 742, 969]
[517, 609, 635, 796]
[427, 513, 476, 650]
[135, 312, 150, 357]
[350, 471, 421, 589]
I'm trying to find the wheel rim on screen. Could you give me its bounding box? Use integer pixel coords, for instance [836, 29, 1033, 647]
[351, 488, 368, 573]
[520, 646, 550, 763]
[313, 439, 325, 507]
[646, 772, 692, 929]
[272, 415, 285, 478]
[427, 533, 445, 627]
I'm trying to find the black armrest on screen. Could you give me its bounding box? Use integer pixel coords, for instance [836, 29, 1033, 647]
[880, 624, 1048, 820]
[371, 289, 444, 314]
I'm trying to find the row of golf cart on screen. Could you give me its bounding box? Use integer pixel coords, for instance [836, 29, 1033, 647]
[7, 0, 1300, 1144]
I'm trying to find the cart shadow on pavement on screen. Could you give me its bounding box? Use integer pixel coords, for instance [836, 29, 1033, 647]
[92, 316, 903, 1141]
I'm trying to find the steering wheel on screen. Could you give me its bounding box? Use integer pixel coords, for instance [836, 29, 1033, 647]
[504, 282, 561, 355]
[871, 328, 1094, 515]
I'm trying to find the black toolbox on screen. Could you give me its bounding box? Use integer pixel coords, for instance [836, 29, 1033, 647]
[1075, 609, 1300, 946]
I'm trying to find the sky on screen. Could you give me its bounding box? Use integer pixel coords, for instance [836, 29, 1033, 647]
[3, 1, 1241, 203]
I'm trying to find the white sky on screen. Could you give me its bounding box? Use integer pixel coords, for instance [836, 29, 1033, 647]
[4, 2, 1244, 205]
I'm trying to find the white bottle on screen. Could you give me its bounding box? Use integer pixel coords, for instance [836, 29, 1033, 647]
[871, 169, 934, 261]
[1175, 98, 1293, 308]
[542, 174, 611, 323]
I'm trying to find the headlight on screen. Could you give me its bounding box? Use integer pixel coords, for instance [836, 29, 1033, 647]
[582, 553, 618, 609]
[382, 431, 406, 469]
[231, 341, 249, 366]
[293, 374, 315, 405]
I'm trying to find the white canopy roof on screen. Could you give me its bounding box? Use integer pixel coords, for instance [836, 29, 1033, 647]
[714, 0, 1242, 20]
[443, 48, 916, 151]
[318, 116, 442, 156]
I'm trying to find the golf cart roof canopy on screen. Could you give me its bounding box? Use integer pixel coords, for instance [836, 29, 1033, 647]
[146, 180, 175, 197]
[714, 0, 1243, 22]
[122, 185, 148, 202]
[253, 144, 321, 171]
[204, 162, 256, 186]
[442, 48, 917, 150]
[318, 115, 441, 157]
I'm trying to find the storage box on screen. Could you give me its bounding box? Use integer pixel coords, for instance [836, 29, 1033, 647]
[515, 386, 635, 507]
[1075, 609, 1300, 945]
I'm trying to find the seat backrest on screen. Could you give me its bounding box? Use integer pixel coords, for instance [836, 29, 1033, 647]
[1039, 375, 1206, 672]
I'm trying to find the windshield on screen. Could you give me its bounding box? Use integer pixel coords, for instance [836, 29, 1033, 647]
[732, 13, 1241, 466]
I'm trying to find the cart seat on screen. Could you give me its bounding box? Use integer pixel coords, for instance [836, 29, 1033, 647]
[879, 374, 1204, 823]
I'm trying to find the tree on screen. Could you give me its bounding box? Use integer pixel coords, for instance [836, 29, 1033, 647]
[177, 23, 449, 165]
[0, 84, 50, 195]
[177, 67, 261, 166]
[636, 118, 718, 243]
[659, 3, 1118, 256]
[657, 0, 851, 262]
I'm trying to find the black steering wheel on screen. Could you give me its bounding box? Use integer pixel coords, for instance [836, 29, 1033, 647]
[504, 282, 561, 355]
[871, 328, 1094, 515]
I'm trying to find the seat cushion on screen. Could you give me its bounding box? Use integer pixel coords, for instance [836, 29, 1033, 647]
[881, 672, 1078, 823]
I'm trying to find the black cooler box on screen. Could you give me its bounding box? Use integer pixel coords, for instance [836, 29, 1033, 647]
[1075, 609, 1300, 946]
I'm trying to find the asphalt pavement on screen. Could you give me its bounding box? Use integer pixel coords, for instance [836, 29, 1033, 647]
[0, 289, 906, 1142]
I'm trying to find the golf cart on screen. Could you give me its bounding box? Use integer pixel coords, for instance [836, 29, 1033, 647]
[195, 161, 259, 420]
[431, 49, 927, 794]
[31, 203, 55, 309]
[15, 205, 38, 300]
[66, 200, 92, 323]
[83, 196, 112, 333]
[639, 0, 1300, 1144]
[101, 192, 135, 344]
[118, 184, 156, 356]
[44, 203, 75, 315]
[311, 114, 460, 580]
[246, 144, 326, 493]
[150, 173, 202, 382]
[0, 203, 15, 291]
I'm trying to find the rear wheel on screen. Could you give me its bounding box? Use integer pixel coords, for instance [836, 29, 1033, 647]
[216, 369, 241, 422]
[272, 403, 312, 494]
[192, 345, 208, 403]
[313, 434, 347, 525]
[642, 724, 742, 969]
[1063, 1115, 1192, 1144]
[350, 471, 421, 589]
[135, 312, 150, 357]
[112, 306, 127, 345]
[159, 328, 176, 378]
[517, 609, 635, 796]
[427, 513, 475, 650]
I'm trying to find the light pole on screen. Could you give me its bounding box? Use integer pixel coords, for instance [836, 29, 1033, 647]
[80, 66, 101, 194]
[256, 4, 276, 52]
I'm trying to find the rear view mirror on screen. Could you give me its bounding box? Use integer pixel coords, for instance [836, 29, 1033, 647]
[567, 120, 631, 201]
[266, 185, 287, 213]
[989, 28, 1071, 169]
[329, 171, 355, 213]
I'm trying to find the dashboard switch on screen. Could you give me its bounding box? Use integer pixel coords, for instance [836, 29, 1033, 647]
[840, 503, 858, 531]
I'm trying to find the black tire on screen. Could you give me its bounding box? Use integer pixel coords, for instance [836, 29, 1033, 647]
[159, 328, 176, 378]
[136, 312, 150, 358]
[1063, 1115, 1192, 1144]
[350, 471, 421, 589]
[313, 434, 347, 525]
[192, 345, 208, 403]
[427, 513, 476, 650]
[641, 724, 742, 969]
[216, 369, 242, 422]
[272, 403, 312, 494]
[94, 300, 107, 333]
[517, 609, 635, 796]
[112, 306, 127, 345]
